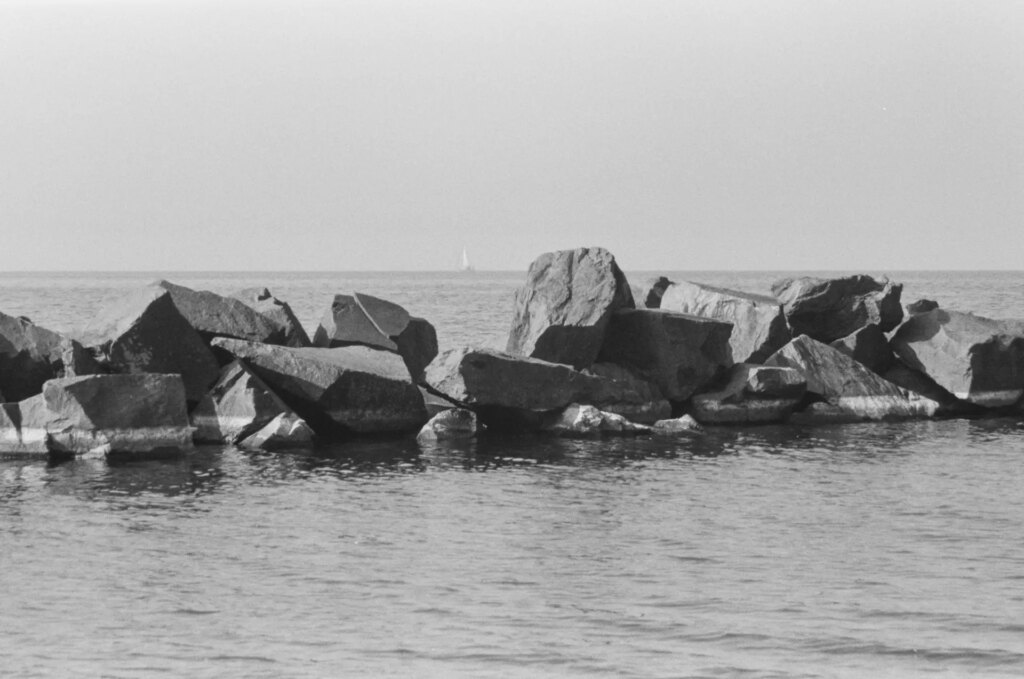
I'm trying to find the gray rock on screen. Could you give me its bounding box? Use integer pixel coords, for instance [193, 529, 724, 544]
[772, 275, 903, 342]
[153, 280, 285, 345]
[829, 324, 894, 375]
[394, 316, 438, 383]
[744, 365, 808, 399]
[597, 309, 732, 401]
[652, 415, 705, 435]
[191, 360, 312, 445]
[660, 281, 790, 363]
[78, 287, 220, 405]
[212, 338, 427, 435]
[906, 299, 939, 315]
[544, 403, 650, 437]
[416, 408, 478, 443]
[690, 364, 804, 424]
[58, 338, 104, 378]
[582, 363, 672, 424]
[765, 335, 937, 420]
[232, 287, 311, 347]
[238, 413, 315, 450]
[313, 293, 402, 351]
[0, 374, 194, 458]
[507, 247, 634, 369]
[0, 311, 65, 402]
[631, 276, 675, 309]
[890, 309, 1024, 407]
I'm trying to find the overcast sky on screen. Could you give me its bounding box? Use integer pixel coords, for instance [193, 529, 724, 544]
[1, 0, 1021, 271]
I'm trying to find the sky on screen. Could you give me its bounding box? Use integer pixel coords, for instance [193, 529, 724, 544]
[0, 0, 1021, 272]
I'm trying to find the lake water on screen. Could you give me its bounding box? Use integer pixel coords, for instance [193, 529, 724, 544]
[1, 270, 1023, 678]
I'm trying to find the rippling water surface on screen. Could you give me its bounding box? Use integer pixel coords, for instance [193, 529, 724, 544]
[1, 270, 1023, 677]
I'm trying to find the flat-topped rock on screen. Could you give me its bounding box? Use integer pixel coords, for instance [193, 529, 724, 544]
[212, 338, 427, 435]
[891, 309, 1024, 407]
[765, 335, 937, 421]
[232, 287, 311, 347]
[772, 275, 903, 343]
[153, 280, 285, 345]
[78, 287, 220, 405]
[660, 281, 790, 364]
[598, 309, 732, 401]
[507, 247, 634, 369]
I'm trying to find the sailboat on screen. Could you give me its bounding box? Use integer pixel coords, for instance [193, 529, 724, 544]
[459, 246, 476, 272]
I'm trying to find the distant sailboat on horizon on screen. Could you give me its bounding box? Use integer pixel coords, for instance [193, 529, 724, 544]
[459, 246, 476, 272]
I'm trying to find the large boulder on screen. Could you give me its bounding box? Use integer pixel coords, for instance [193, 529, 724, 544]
[543, 403, 650, 437]
[153, 280, 285, 345]
[0, 312, 65, 402]
[765, 335, 937, 421]
[690, 364, 806, 425]
[78, 287, 220, 405]
[597, 309, 732, 401]
[423, 348, 669, 428]
[507, 247, 634, 369]
[232, 287, 311, 347]
[829, 324, 894, 375]
[191, 360, 312, 447]
[211, 338, 427, 435]
[0, 374, 193, 458]
[659, 281, 790, 364]
[771, 275, 903, 343]
[890, 309, 1024, 407]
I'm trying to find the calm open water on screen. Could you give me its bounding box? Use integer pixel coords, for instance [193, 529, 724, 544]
[1, 270, 1023, 678]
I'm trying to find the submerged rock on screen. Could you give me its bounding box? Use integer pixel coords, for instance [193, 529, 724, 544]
[416, 408, 478, 443]
[212, 339, 427, 435]
[78, 287, 220, 405]
[0, 374, 193, 458]
[507, 247, 634, 369]
[544, 403, 650, 437]
[598, 309, 732, 401]
[659, 281, 790, 364]
[772, 275, 903, 343]
[890, 309, 1024, 407]
[191, 360, 312, 446]
[652, 415, 705, 435]
[232, 287, 311, 347]
[153, 280, 284, 345]
[765, 335, 937, 421]
[238, 413, 315, 450]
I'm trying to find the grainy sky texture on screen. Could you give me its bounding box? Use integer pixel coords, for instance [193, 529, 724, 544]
[1, 0, 1021, 271]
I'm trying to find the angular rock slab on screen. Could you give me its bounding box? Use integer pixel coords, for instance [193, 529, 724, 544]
[690, 364, 805, 425]
[544, 403, 650, 437]
[424, 348, 669, 425]
[631, 276, 675, 309]
[212, 339, 427, 435]
[416, 408, 479, 443]
[507, 247, 634, 369]
[154, 280, 285, 345]
[313, 293, 398, 351]
[660, 281, 790, 364]
[772, 275, 903, 343]
[232, 287, 311, 347]
[597, 309, 732, 401]
[765, 335, 937, 420]
[191, 360, 311, 445]
[829, 324, 894, 375]
[891, 309, 1024, 407]
[78, 287, 220, 405]
[1, 374, 193, 458]
[238, 413, 315, 450]
[0, 311, 65, 402]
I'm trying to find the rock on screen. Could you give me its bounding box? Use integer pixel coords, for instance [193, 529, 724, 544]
[416, 408, 479, 443]
[771, 275, 903, 342]
[211, 338, 427, 435]
[1, 374, 194, 458]
[394, 316, 438, 383]
[631, 276, 675, 309]
[153, 280, 285, 345]
[507, 247, 634, 369]
[191, 360, 312, 445]
[890, 309, 1024, 407]
[544, 403, 651, 437]
[690, 364, 805, 424]
[829, 324, 894, 375]
[59, 338, 104, 377]
[906, 299, 939, 315]
[597, 309, 732, 401]
[232, 287, 311, 347]
[0, 311, 65, 402]
[78, 287, 220, 405]
[238, 413, 315, 450]
[652, 415, 705, 435]
[313, 293, 401, 351]
[882, 362, 975, 416]
[423, 348, 670, 428]
[355, 292, 411, 338]
[659, 281, 790, 363]
[765, 335, 938, 420]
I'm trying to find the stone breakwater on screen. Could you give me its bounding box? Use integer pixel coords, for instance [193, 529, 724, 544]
[1, 248, 1022, 460]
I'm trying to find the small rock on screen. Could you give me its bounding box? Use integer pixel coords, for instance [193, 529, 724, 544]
[906, 299, 939, 315]
[652, 415, 705, 434]
[544, 403, 650, 437]
[416, 408, 478, 443]
[238, 412, 315, 450]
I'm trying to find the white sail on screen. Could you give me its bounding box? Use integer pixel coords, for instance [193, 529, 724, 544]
[460, 247, 474, 272]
